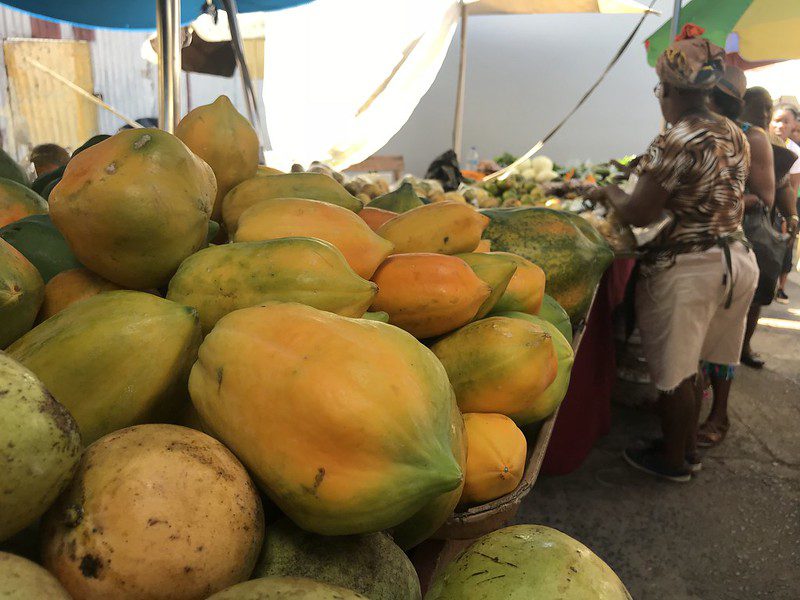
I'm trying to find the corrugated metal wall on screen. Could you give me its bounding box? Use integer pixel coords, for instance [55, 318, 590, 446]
[0, 4, 256, 164]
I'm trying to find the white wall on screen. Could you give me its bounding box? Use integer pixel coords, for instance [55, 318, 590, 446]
[378, 0, 676, 175]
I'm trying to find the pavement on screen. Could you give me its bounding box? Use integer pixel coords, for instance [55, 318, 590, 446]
[517, 272, 800, 600]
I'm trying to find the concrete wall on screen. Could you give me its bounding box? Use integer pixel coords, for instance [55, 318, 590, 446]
[378, 0, 676, 175]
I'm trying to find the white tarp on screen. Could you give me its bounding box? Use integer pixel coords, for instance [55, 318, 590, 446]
[261, 0, 458, 170]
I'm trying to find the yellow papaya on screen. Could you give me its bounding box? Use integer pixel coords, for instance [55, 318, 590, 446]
[431, 316, 557, 419]
[456, 252, 517, 320]
[1, 238, 44, 348]
[488, 251, 546, 314]
[377, 202, 489, 255]
[167, 238, 377, 334]
[38, 267, 122, 321]
[359, 206, 398, 232]
[233, 198, 393, 279]
[175, 95, 259, 221]
[493, 312, 575, 423]
[0, 178, 47, 228]
[256, 165, 284, 176]
[475, 239, 491, 253]
[461, 413, 527, 505]
[370, 253, 491, 339]
[8, 291, 202, 444]
[189, 303, 463, 535]
[223, 172, 363, 234]
[50, 129, 215, 289]
[390, 398, 466, 550]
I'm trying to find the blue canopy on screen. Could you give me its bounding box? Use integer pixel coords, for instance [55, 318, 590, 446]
[0, 0, 314, 30]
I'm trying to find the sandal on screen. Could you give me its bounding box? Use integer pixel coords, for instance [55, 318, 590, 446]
[696, 421, 729, 448]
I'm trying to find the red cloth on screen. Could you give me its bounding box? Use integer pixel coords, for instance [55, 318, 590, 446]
[542, 259, 635, 476]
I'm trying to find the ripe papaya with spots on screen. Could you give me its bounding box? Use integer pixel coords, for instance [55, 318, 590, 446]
[50, 129, 215, 289]
[0, 238, 44, 348]
[0, 178, 47, 228]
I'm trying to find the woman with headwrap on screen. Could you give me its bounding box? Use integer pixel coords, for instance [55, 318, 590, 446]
[590, 27, 758, 482]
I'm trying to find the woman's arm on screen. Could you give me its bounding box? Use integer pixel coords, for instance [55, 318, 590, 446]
[591, 174, 671, 227]
[744, 126, 775, 209]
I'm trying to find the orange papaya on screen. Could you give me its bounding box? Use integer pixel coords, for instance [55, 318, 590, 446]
[488, 251, 546, 314]
[359, 206, 398, 232]
[0, 178, 47, 228]
[431, 316, 558, 420]
[49, 129, 215, 289]
[175, 95, 259, 221]
[233, 198, 393, 279]
[188, 302, 463, 535]
[461, 413, 527, 504]
[370, 253, 490, 339]
[377, 202, 489, 255]
[38, 268, 122, 321]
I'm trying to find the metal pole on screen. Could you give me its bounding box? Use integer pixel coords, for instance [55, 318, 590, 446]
[669, 0, 682, 39]
[452, 1, 468, 161]
[156, 0, 181, 132]
[222, 0, 267, 151]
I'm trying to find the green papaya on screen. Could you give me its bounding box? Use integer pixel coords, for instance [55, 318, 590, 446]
[537, 293, 573, 344]
[252, 519, 421, 600]
[207, 577, 368, 599]
[494, 311, 574, 424]
[455, 252, 517, 319]
[167, 238, 377, 334]
[0, 215, 82, 282]
[368, 182, 425, 212]
[426, 525, 632, 600]
[0, 354, 81, 543]
[8, 290, 202, 444]
[481, 207, 614, 324]
[0, 148, 28, 187]
[0, 239, 44, 348]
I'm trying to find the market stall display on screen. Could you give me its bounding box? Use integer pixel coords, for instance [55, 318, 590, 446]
[0, 96, 622, 598]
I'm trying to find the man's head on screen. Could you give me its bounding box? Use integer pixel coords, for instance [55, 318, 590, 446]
[771, 104, 800, 142]
[742, 87, 773, 130]
[29, 143, 69, 178]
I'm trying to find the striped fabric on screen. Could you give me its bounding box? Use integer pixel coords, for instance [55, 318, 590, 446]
[637, 113, 751, 275]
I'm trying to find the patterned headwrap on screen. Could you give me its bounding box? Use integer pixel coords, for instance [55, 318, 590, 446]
[656, 24, 725, 90]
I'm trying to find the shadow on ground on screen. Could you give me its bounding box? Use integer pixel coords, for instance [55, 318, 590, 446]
[517, 274, 800, 600]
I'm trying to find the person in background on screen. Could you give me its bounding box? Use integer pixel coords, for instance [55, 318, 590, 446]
[770, 104, 800, 303]
[695, 72, 773, 447]
[29, 143, 69, 179]
[590, 28, 757, 482]
[738, 89, 799, 366]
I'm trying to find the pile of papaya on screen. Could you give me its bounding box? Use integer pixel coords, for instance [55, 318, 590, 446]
[0, 96, 618, 600]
